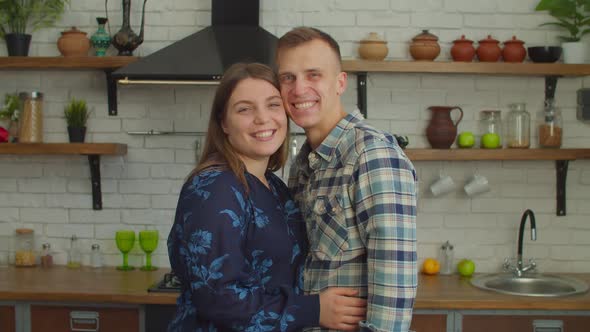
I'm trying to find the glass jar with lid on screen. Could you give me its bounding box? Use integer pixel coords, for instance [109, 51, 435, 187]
[505, 102, 531, 148]
[538, 99, 562, 148]
[15, 228, 36, 267]
[479, 110, 502, 148]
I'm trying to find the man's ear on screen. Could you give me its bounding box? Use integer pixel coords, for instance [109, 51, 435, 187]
[336, 71, 347, 96]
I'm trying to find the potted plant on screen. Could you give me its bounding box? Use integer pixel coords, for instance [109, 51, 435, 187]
[64, 98, 89, 143]
[0, 0, 71, 56]
[535, 0, 590, 63]
[0, 93, 20, 141]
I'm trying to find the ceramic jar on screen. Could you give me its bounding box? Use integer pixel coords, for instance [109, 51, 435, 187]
[451, 35, 475, 62]
[57, 27, 91, 57]
[90, 17, 111, 56]
[426, 106, 464, 149]
[409, 30, 440, 61]
[358, 32, 388, 61]
[502, 36, 527, 63]
[476, 35, 501, 62]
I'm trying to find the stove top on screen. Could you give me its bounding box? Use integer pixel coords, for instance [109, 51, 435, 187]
[148, 272, 181, 293]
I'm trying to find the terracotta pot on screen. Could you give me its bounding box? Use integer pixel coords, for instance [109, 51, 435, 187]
[358, 32, 388, 61]
[476, 35, 501, 62]
[451, 35, 475, 62]
[57, 27, 91, 57]
[502, 36, 527, 63]
[410, 30, 440, 61]
[426, 106, 464, 149]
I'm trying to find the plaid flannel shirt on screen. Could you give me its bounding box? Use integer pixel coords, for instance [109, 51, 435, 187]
[288, 110, 418, 332]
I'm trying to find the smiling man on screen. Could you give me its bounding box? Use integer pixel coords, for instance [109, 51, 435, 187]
[277, 27, 418, 332]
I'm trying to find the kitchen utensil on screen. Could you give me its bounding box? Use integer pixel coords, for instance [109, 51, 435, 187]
[139, 230, 159, 271]
[115, 230, 135, 271]
[527, 46, 562, 63]
[439, 241, 454, 275]
[409, 29, 440, 61]
[451, 35, 475, 62]
[430, 172, 456, 197]
[426, 106, 463, 149]
[477, 35, 501, 62]
[358, 32, 388, 61]
[464, 173, 490, 197]
[502, 36, 526, 63]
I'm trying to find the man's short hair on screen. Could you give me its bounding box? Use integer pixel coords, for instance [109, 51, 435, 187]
[277, 27, 342, 67]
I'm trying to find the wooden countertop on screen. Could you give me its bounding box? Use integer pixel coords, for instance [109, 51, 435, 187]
[1, 266, 590, 310]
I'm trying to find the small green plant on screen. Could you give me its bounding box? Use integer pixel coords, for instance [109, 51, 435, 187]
[0, 93, 20, 122]
[64, 98, 89, 128]
[535, 0, 590, 42]
[0, 0, 71, 38]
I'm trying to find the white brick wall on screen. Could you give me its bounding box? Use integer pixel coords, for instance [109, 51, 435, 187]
[0, 0, 589, 273]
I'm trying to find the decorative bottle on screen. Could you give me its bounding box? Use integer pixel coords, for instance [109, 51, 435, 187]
[90, 17, 111, 57]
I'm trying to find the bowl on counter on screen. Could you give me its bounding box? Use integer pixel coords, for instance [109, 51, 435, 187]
[527, 46, 562, 63]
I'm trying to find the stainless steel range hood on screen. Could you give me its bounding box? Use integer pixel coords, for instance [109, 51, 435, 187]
[111, 0, 277, 85]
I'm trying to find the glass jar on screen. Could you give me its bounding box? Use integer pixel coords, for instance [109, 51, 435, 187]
[538, 99, 563, 148]
[15, 228, 36, 267]
[439, 241, 454, 275]
[40, 243, 53, 268]
[505, 102, 530, 148]
[91, 244, 103, 268]
[67, 235, 81, 269]
[18, 91, 44, 143]
[479, 110, 502, 148]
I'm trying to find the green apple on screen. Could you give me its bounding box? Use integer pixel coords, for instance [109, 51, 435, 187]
[481, 133, 501, 149]
[457, 259, 476, 277]
[457, 131, 475, 148]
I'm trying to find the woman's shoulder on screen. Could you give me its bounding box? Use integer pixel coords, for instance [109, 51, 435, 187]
[182, 168, 246, 198]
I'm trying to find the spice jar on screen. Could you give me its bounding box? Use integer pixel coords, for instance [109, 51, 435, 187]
[18, 91, 44, 143]
[506, 102, 531, 148]
[538, 99, 563, 148]
[91, 244, 103, 268]
[476, 35, 501, 62]
[451, 35, 475, 62]
[15, 228, 36, 267]
[439, 241, 454, 275]
[358, 32, 388, 61]
[41, 243, 53, 268]
[479, 110, 503, 148]
[502, 36, 526, 63]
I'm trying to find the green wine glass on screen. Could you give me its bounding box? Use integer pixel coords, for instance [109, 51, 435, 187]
[115, 230, 135, 271]
[139, 230, 159, 271]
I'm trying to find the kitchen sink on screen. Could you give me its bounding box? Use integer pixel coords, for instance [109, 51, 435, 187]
[471, 273, 589, 297]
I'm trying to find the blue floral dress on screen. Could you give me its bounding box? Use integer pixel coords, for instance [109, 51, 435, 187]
[167, 168, 320, 331]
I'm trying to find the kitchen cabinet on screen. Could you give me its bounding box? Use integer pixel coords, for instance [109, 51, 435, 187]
[0, 143, 127, 210]
[410, 313, 447, 332]
[0, 305, 16, 332]
[30, 305, 139, 332]
[462, 313, 590, 332]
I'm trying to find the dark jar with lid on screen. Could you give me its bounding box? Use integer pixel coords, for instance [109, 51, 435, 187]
[409, 29, 440, 61]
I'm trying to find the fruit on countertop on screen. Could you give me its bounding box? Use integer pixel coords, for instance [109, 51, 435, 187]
[422, 258, 441, 275]
[481, 133, 501, 149]
[457, 259, 476, 277]
[457, 131, 475, 148]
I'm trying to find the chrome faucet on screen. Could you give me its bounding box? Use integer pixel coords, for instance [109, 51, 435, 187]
[504, 209, 537, 277]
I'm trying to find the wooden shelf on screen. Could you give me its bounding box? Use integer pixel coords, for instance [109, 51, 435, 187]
[0, 56, 138, 69]
[0, 143, 127, 210]
[342, 60, 590, 76]
[0, 143, 127, 155]
[404, 148, 590, 161]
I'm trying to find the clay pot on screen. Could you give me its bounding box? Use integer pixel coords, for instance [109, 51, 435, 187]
[57, 27, 91, 57]
[426, 106, 464, 149]
[502, 36, 527, 63]
[358, 32, 388, 61]
[476, 35, 501, 62]
[451, 35, 475, 62]
[409, 30, 440, 61]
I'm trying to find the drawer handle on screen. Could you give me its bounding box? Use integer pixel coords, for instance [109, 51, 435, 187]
[533, 319, 563, 332]
[70, 311, 100, 332]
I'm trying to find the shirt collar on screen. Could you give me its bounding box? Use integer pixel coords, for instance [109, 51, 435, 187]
[315, 109, 364, 161]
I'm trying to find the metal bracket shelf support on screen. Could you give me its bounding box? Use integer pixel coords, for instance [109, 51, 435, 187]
[88, 155, 103, 210]
[357, 72, 368, 118]
[556, 160, 568, 216]
[105, 70, 118, 116]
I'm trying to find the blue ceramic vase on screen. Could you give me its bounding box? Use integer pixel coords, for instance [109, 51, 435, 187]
[90, 17, 111, 56]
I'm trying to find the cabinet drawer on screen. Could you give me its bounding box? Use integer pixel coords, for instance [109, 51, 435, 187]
[410, 313, 447, 332]
[31, 305, 139, 332]
[0, 305, 16, 332]
[463, 314, 590, 332]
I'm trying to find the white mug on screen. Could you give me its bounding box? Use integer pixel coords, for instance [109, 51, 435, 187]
[464, 174, 490, 197]
[430, 174, 456, 196]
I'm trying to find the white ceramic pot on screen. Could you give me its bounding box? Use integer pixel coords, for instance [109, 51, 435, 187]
[562, 41, 588, 64]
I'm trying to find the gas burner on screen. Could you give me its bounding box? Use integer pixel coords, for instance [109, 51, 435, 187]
[148, 272, 182, 293]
